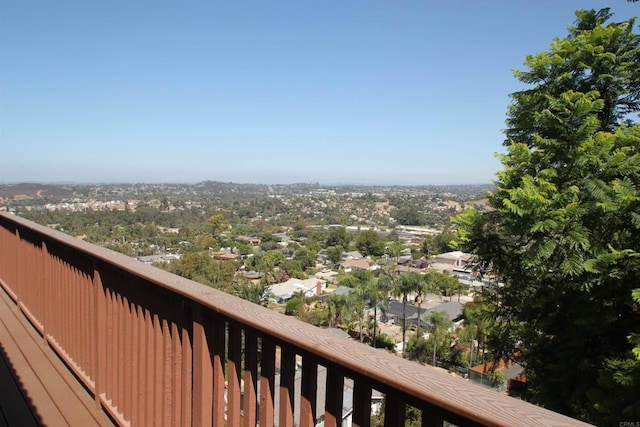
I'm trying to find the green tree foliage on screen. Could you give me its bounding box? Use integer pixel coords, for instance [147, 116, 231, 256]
[326, 226, 351, 248]
[632, 288, 640, 361]
[391, 272, 423, 355]
[284, 296, 304, 315]
[207, 213, 229, 238]
[326, 293, 349, 328]
[393, 206, 426, 226]
[355, 229, 385, 257]
[292, 247, 314, 271]
[164, 252, 236, 292]
[452, 9, 640, 423]
[258, 250, 286, 285]
[326, 245, 343, 265]
[421, 230, 456, 255]
[366, 275, 391, 347]
[406, 311, 453, 366]
[232, 281, 272, 306]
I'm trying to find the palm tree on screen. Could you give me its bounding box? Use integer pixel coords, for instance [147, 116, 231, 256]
[327, 293, 348, 328]
[426, 311, 453, 367]
[391, 272, 422, 356]
[368, 276, 392, 348]
[417, 271, 444, 334]
[346, 285, 367, 343]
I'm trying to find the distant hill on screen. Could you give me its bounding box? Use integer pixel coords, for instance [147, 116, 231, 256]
[0, 183, 74, 200]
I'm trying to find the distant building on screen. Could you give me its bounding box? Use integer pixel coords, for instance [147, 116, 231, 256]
[431, 251, 474, 267]
[340, 258, 371, 272]
[235, 235, 261, 246]
[270, 278, 327, 304]
[136, 254, 181, 264]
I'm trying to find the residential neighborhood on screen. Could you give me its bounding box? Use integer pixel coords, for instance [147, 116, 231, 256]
[0, 181, 521, 397]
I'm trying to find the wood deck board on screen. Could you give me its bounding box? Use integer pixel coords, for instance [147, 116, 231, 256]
[0, 288, 114, 426]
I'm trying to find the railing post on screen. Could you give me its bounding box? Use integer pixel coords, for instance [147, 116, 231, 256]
[352, 379, 372, 427]
[41, 240, 48, 345]
[228, 323, 243, 426]
[324, 366, 344, 427]
[212, 316, 226, 426]
[279, 347, 296, 427]
[192, 309, 213, 426]
[93, 263, 106, 409]
[259, 339, 276, 427]
[300, 356, 318, 427]
[384, 395, 406, 427]
[243, 330, 258, 427]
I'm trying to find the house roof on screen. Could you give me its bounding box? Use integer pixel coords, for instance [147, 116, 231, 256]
[343, 251, 364, 259]
[213, 252, 239, 260]
[270, 278, 325, 300]
[340, 258, 371, 270]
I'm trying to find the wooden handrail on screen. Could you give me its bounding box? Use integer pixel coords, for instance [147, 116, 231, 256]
[0, 212, 590, 427]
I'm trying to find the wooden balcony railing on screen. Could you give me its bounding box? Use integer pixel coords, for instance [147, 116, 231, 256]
[0, 212, 589, 427]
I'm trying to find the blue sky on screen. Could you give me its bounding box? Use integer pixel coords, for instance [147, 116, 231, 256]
[1, 1, 638, 185]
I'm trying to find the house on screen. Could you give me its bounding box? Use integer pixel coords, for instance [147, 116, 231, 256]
[394, 265, 424, 274]
[396, 255, 413, 265]
[469, 359, 524, 392]
[431, 251, 474, 267]
[270, 278, 327, 304]
[243, 271, 263, 284]
[136, 254, 181, 264]
[320, 285, 354, 303]
[316, 249, 328, 263]
[272, 232, 292, 245]
[412, 257, 430, 269]
[340, 258, 371, 273]
[212, 252, 239, 261]
[342, 251, 364, 260]
[235, 235, 261, 246]
[387, 300, 464, 329]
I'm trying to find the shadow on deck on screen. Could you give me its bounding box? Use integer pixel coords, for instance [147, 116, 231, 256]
[0, 287, 113, 427]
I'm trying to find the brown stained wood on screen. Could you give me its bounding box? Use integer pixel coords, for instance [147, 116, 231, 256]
[324, 367, 344, 427]
[192, 312, 213, 426]
[300, 357, 318, 427]
[153, 313, 164, 426]
[227, 324, 243, 426]
[243, 331, 258, 427]
[279, 347, 296, 427]
[211, 316, 226, 426]
[259, 339, 276, 427]
[41, 243, 48, 347]
[422, 411, 444, 427]
[0, 286, 113, 426]
[105, 289, 115, 406]
[352, 379, 372, 427]
[180, 307, 193, 427]
[93, 267, 105, 410]
[130, 299, 141, 425]
[170, 316, 183, 427]
[162, 317, 173, 427]
[136, 304, 146, 426]
[121, 295, 132, 423]
[145, 308, 155, 427]
[117, 293, 126, 416]
[384, 394, 406, 427]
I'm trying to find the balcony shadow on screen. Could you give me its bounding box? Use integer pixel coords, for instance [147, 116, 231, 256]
[0, 340, 41, 427]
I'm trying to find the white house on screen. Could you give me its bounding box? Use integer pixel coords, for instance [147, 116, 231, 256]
[270, 278, 327, 304]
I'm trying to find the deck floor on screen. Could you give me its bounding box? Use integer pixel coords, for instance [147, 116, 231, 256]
[0, 287, 114, 427]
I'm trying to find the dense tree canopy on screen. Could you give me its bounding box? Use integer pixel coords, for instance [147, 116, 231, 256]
[453, 9, 640, 423]
[355, 229, 385, 257]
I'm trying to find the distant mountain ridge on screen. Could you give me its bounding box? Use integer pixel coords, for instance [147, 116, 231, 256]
[0, 183, 75, 200]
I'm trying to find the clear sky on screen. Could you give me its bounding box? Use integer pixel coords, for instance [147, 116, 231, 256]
[1, 1, 638, 185]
